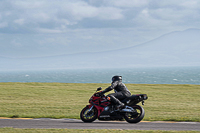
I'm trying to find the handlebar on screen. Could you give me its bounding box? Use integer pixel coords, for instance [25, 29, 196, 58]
[95, 92, 105, 97]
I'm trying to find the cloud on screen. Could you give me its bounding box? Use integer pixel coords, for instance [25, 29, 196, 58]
[1, 0, 200, 58]
[106, 0, 149, 7]
[0, 0, 125, 33]
[0, 22, 8, 28]
[1, 0, 200, 34]
[14, 19, 25, 25]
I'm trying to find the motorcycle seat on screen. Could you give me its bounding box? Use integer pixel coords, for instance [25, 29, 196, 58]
[121, 94, 148, 103]
[121, 95, 138, 103]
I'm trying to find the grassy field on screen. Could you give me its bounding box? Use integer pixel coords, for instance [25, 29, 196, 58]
[0, 82, 200, 122]
[0, 128, 200, 133]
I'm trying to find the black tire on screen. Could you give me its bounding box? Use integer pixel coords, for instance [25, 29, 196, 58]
[80, 106, 98, 123]
[124, 105, 145, 123]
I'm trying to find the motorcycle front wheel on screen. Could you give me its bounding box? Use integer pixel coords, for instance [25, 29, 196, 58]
[80, 106, 98, 122]
[124, 105, 145, 123]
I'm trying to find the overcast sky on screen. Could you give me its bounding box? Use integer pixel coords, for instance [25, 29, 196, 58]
[1, 0, 200, 57]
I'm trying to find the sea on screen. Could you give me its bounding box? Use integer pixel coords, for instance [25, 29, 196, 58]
[0, 66, 200, 84]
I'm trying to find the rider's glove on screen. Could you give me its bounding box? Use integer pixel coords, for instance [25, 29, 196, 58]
[99, 91, 104, 96]
[96, 91, 104, 97]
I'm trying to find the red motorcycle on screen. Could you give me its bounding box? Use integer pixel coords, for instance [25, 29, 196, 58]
[80, 87, 148, 123]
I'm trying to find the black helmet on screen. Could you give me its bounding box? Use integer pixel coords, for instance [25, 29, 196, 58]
[112, 76, 122, 82]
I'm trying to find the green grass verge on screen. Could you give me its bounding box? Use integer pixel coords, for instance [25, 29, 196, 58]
[0, 128, 199, 133]
[0, 82, 200, 122]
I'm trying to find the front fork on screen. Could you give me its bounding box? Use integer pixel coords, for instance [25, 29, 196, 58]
[86, 104, 103, 117]
[87, 105, 94, 113]
[85, 105, 94, 117]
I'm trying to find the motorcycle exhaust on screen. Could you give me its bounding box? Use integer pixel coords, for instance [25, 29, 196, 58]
[120, 109, 133, 113]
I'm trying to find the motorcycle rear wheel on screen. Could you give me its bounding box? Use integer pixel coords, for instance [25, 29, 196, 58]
[80, 106, 98, 122]
[124, 105, 145, 123]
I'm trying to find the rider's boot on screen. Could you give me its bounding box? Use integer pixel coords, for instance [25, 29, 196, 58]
[108, 95, 125, 110]
[116, 103, 125, 110]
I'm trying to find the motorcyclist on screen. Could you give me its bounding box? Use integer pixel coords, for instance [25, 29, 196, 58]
[100, 76, 131, 109]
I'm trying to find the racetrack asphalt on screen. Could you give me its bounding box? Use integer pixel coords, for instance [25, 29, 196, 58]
[0, 118, 200, 131]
